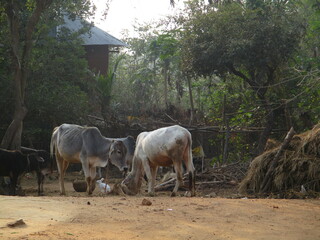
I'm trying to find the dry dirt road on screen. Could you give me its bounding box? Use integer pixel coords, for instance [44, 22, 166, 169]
[1, 195, 320, 240]
[0, 173, 319, 240]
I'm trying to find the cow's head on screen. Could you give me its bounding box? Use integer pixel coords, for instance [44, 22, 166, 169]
[108, 140, 128, 173]
[120, 155, 144, 195]
[120, 172, 142, 195]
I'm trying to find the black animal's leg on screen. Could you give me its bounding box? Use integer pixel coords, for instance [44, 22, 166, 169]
[37, 172, 45, 196]
[10, 174, 18, 196]
[41, 174, 45, 194]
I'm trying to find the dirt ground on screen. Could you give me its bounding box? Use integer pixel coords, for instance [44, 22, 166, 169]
[0, 172, 320, 240]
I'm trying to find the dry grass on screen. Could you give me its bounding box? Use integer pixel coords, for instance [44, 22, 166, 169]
[239, 123, 320, 195]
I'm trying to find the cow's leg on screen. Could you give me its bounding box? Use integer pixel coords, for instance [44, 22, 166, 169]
[88, 166, 97, 195]
[141, 158, 155, 196]
[97, 167, 102, 179]
[56, 155, 69, 195]
[16, 173, 25, 195]
[9, 174, 18, 196]
[189, 170, 196, 197]
[184, 146, 196, 197]
[61, 160, 69, 195]
[81, 163, 91, 194]
[149, 165, 158, 196]
[81, 162, 96, 195]
[172, 162, 183, 197]
[40, 174, 45, 194]
[37, 171, 41, 196]
[37, 172, 45, 196]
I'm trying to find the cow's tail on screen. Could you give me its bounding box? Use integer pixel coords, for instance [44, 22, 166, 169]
[185, 132, 196, 196]
[50, 126, 59, 159]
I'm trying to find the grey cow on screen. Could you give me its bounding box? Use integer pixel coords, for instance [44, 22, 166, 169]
[50, 123, 127, 195]
[97, 135, 135, 178]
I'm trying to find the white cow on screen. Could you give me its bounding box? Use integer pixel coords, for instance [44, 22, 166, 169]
[121, 125, 195, 197]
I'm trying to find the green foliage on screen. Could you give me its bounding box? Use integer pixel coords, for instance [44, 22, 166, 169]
[96, 54, 125, 103]
[176, 0, 314, 157]
[149, 34, 179, 62]
[180, 1, 306, 80]
[0, 0, 319, 159]
[0, 0, 96, 148]
[26, 31, 91, 126]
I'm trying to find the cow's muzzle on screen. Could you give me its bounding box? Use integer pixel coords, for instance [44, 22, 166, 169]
[122, 167, 128, 177]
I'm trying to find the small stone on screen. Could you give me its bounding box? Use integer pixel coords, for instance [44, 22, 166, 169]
[184, 191, 192, 197]
[7, 219, 26, 228]
[142, 198, 152, 206]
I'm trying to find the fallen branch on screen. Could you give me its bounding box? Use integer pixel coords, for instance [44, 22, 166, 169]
[155, 178, 176, 189]
[155, 173, 188, 190]
[196, 181, 225, 185]
[165, 113, 181, 125]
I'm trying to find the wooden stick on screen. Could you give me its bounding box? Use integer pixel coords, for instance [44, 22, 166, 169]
[154, 173, 188, 190]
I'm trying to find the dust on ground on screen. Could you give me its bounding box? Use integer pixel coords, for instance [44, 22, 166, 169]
[0, 172, 319, 240]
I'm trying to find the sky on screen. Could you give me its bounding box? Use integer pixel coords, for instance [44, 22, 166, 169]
[91, 0, 184, 38]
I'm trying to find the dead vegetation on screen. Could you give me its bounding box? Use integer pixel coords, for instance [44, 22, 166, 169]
[239, 123, 320, 197]
[153, 162, 248, 198]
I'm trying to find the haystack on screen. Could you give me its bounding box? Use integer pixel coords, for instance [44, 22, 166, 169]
[239, 124, 320, 195]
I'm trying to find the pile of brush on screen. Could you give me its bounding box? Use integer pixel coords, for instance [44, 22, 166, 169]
[239, 124, 320, 196]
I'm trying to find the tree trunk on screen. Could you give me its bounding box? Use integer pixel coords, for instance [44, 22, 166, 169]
[164, 67, 168, 110]
[186, 75, 195, 126]
[0, 0, 56, 193]
[1, 62, 28, 148]
[0, 103, 27, 150]
[253, 97, 274, 157]
[222, 94, 230, 164]
[1, 0, 53, 149]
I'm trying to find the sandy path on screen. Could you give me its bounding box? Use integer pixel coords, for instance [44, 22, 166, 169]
[0, 195, 319, 240]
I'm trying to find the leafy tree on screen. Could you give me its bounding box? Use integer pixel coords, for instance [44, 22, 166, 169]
[0, 0, 94, 149]
[112, 24, 163, 116]
[112, 22, 195, 121]
[149, 34, 180, 109]
[24, 29, 92, 148]
[96, 54, 126, 120]
[288, 0, 320, 130]
[179, 0, 306, 155]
